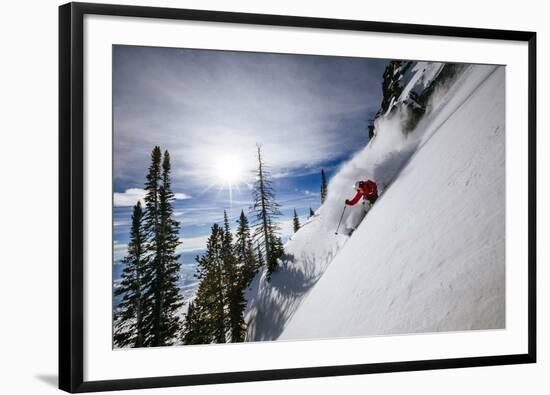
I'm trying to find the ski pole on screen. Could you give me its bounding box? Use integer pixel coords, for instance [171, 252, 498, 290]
[335, 205, 347, 235]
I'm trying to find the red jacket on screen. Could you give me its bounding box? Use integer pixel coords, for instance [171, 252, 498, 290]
[346, 180, 378, 206]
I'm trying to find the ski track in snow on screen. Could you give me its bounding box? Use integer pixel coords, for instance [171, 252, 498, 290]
[246, 64, 505, 342]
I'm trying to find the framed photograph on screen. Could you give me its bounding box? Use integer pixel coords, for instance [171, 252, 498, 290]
[59, 2, 536, 393]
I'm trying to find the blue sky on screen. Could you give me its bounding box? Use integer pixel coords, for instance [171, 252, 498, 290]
[113, 45, 387, 286]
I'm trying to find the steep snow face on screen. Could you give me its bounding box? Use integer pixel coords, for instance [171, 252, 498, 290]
[280, 65, 505, 340]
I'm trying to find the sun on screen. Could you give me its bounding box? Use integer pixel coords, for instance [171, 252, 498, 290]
[214, 154, 245, 186]
[203, 153, 249, 206]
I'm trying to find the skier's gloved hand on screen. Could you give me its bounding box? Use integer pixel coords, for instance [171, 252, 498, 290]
[345, 199, 350, 205]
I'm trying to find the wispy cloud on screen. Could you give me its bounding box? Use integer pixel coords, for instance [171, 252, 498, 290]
[113, 240, 127, 262]
[114, 235, 208, 263]
[303, 189, 319, 197]
[176, 235, 209, 253]
[113, 188, 145, 207]
[114, 188, 191, 207]
[174, 192, 192, 200]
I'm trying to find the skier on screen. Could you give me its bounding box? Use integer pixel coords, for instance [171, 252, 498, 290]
[345, 179, 378, 213]
[335, 179, 379, 236]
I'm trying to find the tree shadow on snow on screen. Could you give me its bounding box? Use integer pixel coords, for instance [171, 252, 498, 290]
[247, 250, 335, 342]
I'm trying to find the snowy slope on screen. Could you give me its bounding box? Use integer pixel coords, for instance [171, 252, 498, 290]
[280, 65, 505, 340]
[244, 216, 348, 341]
[244, 63, 505, 342]
[243, 62, 458, 343]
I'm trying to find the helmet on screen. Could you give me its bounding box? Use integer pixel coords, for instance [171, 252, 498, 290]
[354, 181, 361, 189]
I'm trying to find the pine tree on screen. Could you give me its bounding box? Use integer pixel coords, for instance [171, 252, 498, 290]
[140, 146, 161, 346]
[250, 144, 283, 280]
[194, 224, 226, 343]
[181, 302, 196, 344]
[309, 207, 315, 218]
[184, 213, 248, 344]
[256, 244, 264, 268]
[142, 148, 183, 347]
[158, 150, 184, 344]
[293, 209, 301, 233]
[143, 147, 162, 248]
[182, 301, 211, 345]
[267, 218, 284, 271]
[222, 211, 246, 342]
[320, 169, 328, 204]
[235, 210, 258, 286]
[114, 201, 148, 348]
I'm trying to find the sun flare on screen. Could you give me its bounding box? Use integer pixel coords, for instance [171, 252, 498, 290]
[214, 155, 244, 186]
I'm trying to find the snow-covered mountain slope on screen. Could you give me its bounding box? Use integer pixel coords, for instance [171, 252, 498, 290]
[245, 63, 505, 342]
[280, 65, 505, 340]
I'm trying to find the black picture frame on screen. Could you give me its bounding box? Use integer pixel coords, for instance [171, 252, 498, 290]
[59, 2, 537, 393]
